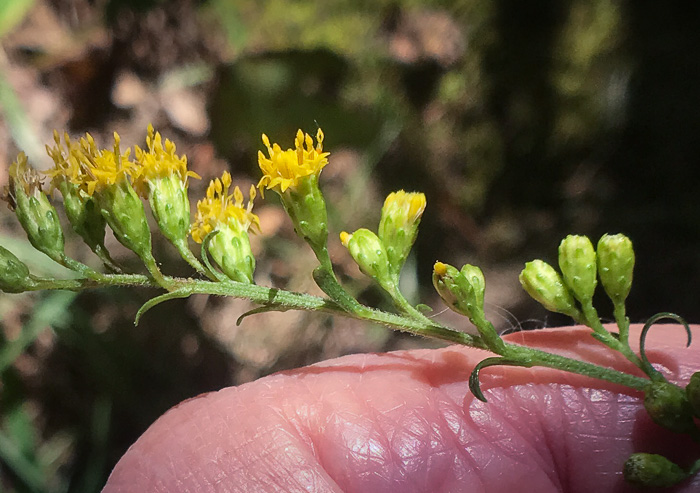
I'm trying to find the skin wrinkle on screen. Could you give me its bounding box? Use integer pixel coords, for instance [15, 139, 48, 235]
[485, 385, 564, 488]
[104, 325, 700, 492]
[464, 396, 562, 492]
[434, 396, 488, 491]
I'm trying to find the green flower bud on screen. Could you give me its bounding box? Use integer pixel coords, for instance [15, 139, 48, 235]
[460, 264, 485, 312]
[340, 229, 393, 290]
[281, 175, 329, 255]
[644, 381, 697, 434]
[433, 262, 489, 322]
[623, 453, 688, 488]
[58, 180, 109, 258]
[0, 245, 35, 293]
[558, 235, 597, 305]
[133, 125, 200, 247]
[148, 174, 192, 244]
[432, 261, 473, 317]
[377, 191, 426, 279]
[519, 260, 581, 319]
[208, 227, 255, 284]
[97, 179, 153, 261]
[686, 372, 700, 418]
[8, 153, 65, 262]
[434, 261, 505, 352]
[597, 233, 635, 305]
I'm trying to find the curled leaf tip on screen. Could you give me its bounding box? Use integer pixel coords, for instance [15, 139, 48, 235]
[639, 312, 691, 381]
[469, 357, 533, 403]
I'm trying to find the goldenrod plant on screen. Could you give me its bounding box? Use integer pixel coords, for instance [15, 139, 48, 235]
[2, 128, 700, 488]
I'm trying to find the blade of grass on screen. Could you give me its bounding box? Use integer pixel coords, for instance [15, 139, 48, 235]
[0, 47, 46, 167]
[0, 290, 77, 373]
[0, 427, 46, 492]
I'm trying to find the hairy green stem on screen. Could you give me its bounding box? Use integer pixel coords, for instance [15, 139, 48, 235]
[24, 272, 655, 392]
[614, 301, 630, 345]
[507, 344, 650, 391]
[389, 287, 434, 324]
[172, 238, 216, 280]
[582, 300, 644, 369]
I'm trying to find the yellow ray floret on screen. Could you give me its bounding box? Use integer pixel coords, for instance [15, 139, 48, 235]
[191, 172, 260, 243]
[132, 124, 200, 196]
[46, 131, 134, 196]
[257, 128, 329, 195]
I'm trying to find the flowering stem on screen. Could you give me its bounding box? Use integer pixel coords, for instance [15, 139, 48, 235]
[24, 272, 653, 392]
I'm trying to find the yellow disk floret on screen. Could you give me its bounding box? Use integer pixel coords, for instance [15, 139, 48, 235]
[190, 172, 260, 243]
[45, 131, 83, 191]
[132, 124, 200, 197]
[46, 131, 134, 196]
[257, 128, 329, 195]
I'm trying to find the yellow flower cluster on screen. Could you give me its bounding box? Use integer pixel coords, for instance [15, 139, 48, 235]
[45, 126, 197, 198]
[45, 131, 134, 196]
[257, 128, 329, 195]
[190, 172, 260, 244]
[132, 124, 200, 196]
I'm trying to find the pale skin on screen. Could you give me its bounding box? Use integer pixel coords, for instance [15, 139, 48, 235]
[103, 325, 700, 492]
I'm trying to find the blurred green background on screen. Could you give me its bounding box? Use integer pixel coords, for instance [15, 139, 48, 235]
[1, 0, 700, 491]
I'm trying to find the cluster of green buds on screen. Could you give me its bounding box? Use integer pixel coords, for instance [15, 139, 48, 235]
[1, 128, 699, 489]
[516, 234, 700, 487]
[340, 191, 426, 313]
[519, 234, 634, 327]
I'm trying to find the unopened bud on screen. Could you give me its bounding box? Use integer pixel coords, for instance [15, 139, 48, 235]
[519, 260, 581, 319]
[558, 235, 597, 305]
[686, 372, 700, 418]
[432, 261, 472, 317]
[644, 381, 697, 434]
[434, 261, 504, 352]
[460, 264, 485, 312]
[341, 229, 393, 290]
[0, 246, 35, 293]
[378, 191, 426, 279]
[597, 233, 634, 305]
[207, 227, 255, 284]
[97, 180, 153, 260]
[623, 453, 688, 488]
